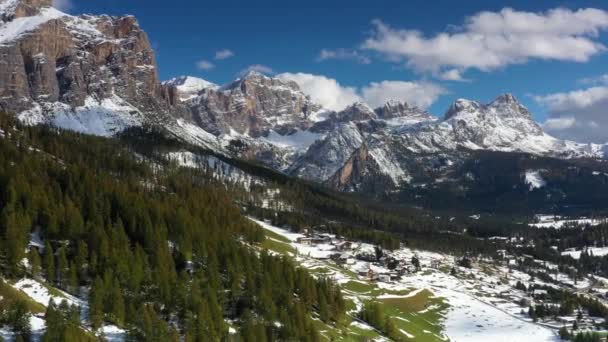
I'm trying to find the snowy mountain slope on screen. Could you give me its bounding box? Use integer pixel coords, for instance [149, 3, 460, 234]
[392, 94, 605, 158]
[17, 94, 145, 136]
[289, 122, 364, 181]
[163, 76, 218, 101]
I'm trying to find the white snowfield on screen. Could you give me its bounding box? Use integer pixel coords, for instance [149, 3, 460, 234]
[250, 218, 559, 342]
[524, 170, 546, 190]
[13, 278, 83, 308]
[530, 215, 607, 229]
[561, 247, 608, 260]
[441, 286, 558, 342]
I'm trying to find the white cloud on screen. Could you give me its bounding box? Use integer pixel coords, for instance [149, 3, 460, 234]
[53, 0, 72, 11]
[317, 48, 371, 64]
[360, 81, 446, 109]
[578, 73, 608, 85]
[215, 49, 234, 60]
[277, 72, 444, 111]
[196, 60, 215, 71]
[362, 8, 608, 78]
[239, 64, 274, 76]
[542, 117, 576, 130]
[535, 85, 608, 143]
[276, 73, 361, 111]
[438, 69, 469, 82]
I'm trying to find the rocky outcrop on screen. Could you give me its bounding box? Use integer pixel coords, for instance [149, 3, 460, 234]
[289, 122, 364, 181]
[0, 0, 179, 131]
[188, 71, 321, 137]
[374, 100, 433, 121]
[163, 76, 218, 102]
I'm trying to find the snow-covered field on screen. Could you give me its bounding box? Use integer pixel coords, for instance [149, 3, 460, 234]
[561, 247, 608, 259]
[443, 287, 557, 342]
[530, 215, 607, 228]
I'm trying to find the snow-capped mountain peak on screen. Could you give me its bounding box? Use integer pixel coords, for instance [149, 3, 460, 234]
[163, 76, 218, 101]
[487, 93, 533, 119]
[375, 100, 435, 122]
[445, 99, 482, 119]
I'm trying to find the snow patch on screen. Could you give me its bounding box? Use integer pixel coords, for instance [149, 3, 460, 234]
[524, 170, 546, 190]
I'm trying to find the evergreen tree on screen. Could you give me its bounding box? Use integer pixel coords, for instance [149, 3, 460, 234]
[5, 300, 30, 340]
[89, 277, 105, 330]
[28, 248, 42, 278]
[56, 246, 69, 288]
[43, 242, 55, 284]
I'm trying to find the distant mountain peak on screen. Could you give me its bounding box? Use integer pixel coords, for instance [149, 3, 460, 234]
[492, 93, 518, 104]
[444, 99, 481, 119]
[374, 100, 434, 121]
[163, 76, 218, 101]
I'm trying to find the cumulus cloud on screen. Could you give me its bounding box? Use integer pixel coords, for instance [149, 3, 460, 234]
[276, 73, 361, 111]
[438, 69, 469, 82]
[535, 83, 608, 143]
[215, 49, 234, 60]
[195, 60, 215, 71]
[277, 72, 444, 111]
[53, 0, 72, 11]
[362, 8, 608, 78]
[317, 48, 371, 64]
[360, 81, 446, 108]
[238, 64, 274, 76]
[542, 117, 576, 130]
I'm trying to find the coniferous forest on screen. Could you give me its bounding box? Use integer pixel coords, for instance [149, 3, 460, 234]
[0, 115, 345, 341]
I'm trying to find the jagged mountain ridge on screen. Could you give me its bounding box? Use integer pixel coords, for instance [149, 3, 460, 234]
[1, 0, 607, 195]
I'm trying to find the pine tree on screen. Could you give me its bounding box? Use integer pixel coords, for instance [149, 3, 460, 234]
[2, 209, 29, 274]
[56, 246, 69, 288]
[28, 248, 41, 278]
[43, 242, 55, 284]
[89, 277, 105, 330]
[5, 300, 31, 340]
[74, 240, 88, 281]
[68, 261, 79, 294]
[108, 280, 125, 326]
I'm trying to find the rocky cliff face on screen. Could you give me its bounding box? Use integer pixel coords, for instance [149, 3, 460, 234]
[187, 71, 322, 137]
[0, 0, 182, 135]
[374, 100, 433, 121]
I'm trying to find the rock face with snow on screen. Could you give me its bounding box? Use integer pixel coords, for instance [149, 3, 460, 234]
[289, 122, 364, 181]
[310, 94, 607, 191]
[187, 71, 322, 137]
[400, 94, 602, 158]
[163, 76, 218, 102]
[0, 0, 195, 136]
[374, 100, 433, 121]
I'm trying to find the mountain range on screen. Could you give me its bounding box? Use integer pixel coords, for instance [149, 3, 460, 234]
[1, 0, 607, 203]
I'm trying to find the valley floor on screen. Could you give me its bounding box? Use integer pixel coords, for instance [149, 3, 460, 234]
[250, 218, 560, 341]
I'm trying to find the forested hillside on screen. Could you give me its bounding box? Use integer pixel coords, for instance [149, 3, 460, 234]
[0, 114, 345, 341]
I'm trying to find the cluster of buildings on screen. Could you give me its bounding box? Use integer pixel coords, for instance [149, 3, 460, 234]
[295, 231, 417, 283]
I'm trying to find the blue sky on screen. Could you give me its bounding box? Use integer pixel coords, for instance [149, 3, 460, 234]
[63, 0, 608, 134]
